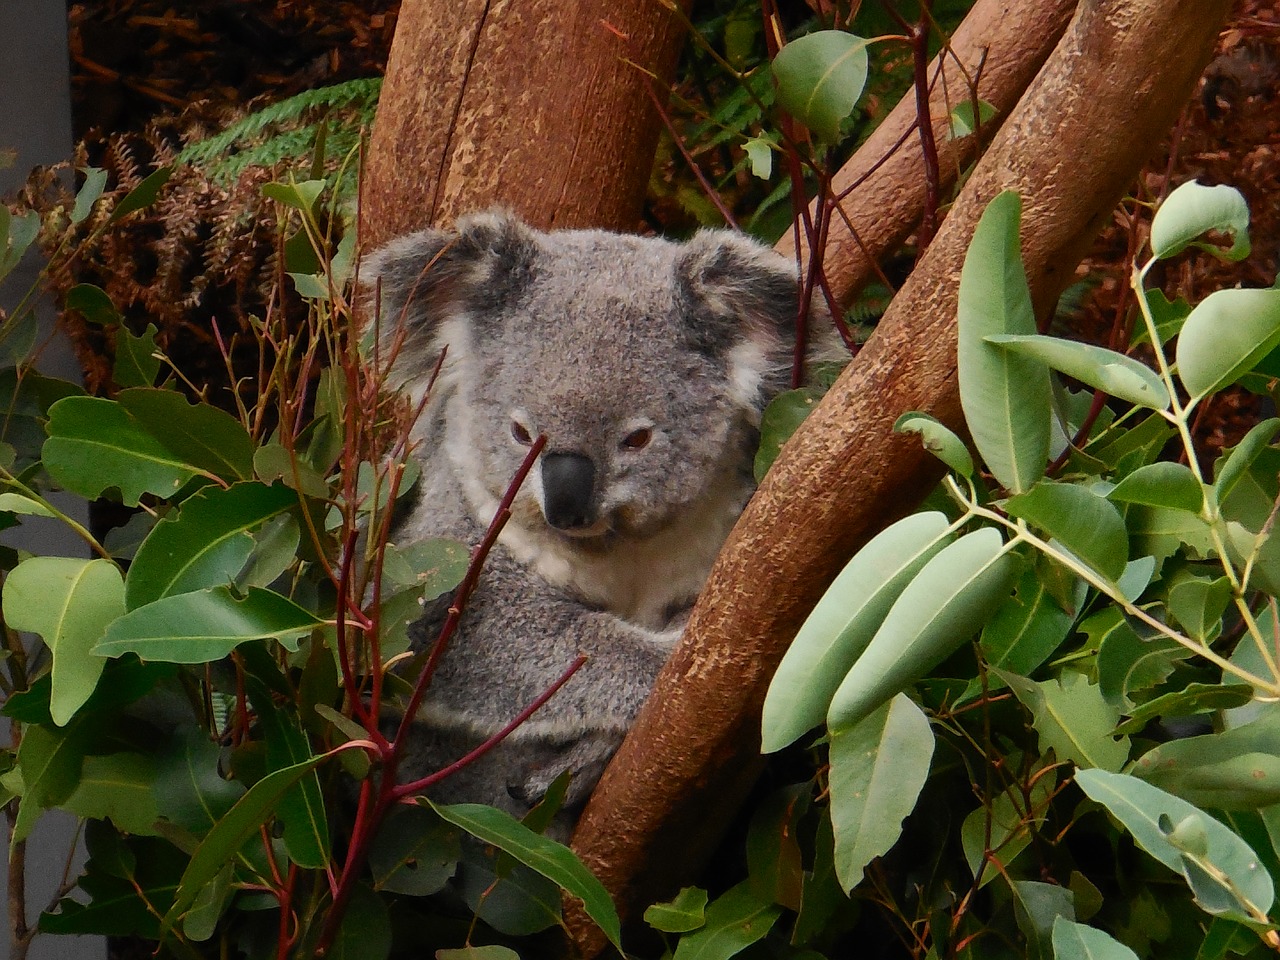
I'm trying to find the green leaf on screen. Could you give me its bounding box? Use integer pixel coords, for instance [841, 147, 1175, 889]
[671, 880, 781, 960]
[1075, 768, 1274, 921]
[117, 387, 254, 482]
[986, 334, 1169, 410]
[0, 492, 55, 517]
[1214, 417, 1280, 506]
[1108, 462, 1204, 513]
[754, 387, 822, 481]
[368, 806, 460, 896]
[1114, 683, 1254, 737]
[1001, 671, 1129, 772]
[437, 948, 520, 960]
[1149, 180, 1250, 262]
[957, 190, 1051, 493]
[181, 862, 232, 942]
[961, 766, 1057, 887]
[249, 683, 330, 870]
[763, 511, 953, 751]
[743, 135, 774, 180]
[62, 753, 160, 836]
[71, 167, 109, 224]
[827, 528, 1017, 732]
[772, 31, 870, 144]
[1006, 481, 1129, 582]
[126, 482, 298, 609]
[95, 586, 322, 662]
[163, 751, 330, 930]
[262, 179, 326, 212]
[948, 98, 997, 138]
[326, 882, 392, 960]
[828, 694, 934, 892]
[745, 785, 805, 910]
[1094, 609, 1190, 709]
[3, 557, 125, 725]
[113, 323, 160, 389]
[1167, 572, 1232, 643]
[1133, 709, 1280, 809]
[152, 729, 244, 836]
[1177, 288, 1280, 401]
[645, 886, 709, 934]
[893, 412, 974, 476]
[0, 210, 39, 284]
[426, 800, 623, 952]
[10, 722, 88, 844]
[65, 284, 122, 325]
[109, 166, 173, 222]
[1012, 879, 1075, 960]
[1051, 917, 1140, 960]
[43, 396, 201, 506]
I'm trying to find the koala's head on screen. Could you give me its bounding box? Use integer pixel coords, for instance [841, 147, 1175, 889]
[365, 210, 798, 543]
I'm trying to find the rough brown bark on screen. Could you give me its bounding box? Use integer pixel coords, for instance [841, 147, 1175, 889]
[360, 0, 690, 247]
[568, 0, 1232, 952]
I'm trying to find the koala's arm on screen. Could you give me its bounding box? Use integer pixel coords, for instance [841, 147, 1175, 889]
[404, 549, 680, 811]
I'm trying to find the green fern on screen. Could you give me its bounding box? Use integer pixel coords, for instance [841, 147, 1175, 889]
[177, 77, 382, 191]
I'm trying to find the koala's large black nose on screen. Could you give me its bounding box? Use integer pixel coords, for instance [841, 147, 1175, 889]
[541, 452, 597, 530]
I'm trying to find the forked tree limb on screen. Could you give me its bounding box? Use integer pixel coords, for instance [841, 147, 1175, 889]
[569, 0, 1231, 952]
[360, 0, 691, 247]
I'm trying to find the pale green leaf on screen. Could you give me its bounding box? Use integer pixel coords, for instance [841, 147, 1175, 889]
[1000, 671, 1128, 772]
[1177, 287, 1280, 401]
[1005, 481, 1129, 582]
[893, 412, 974, 476]
[644, 886, 709, 934]
[827, 528, 1017, 732]
[1051, 917, 1139, 960]
[772, 31, 870, 144]
[1132, 710, 1280, 810]
[985, 334, 1169, 410]
[62, 753, 160, 836]
[0, 492, 54, 516]
[828, 694, 934, 892]
[957, 190, 1051, 493]
[1214, 417, 1280, 506]
[71, 167, 108, 224]
[1075, 768, 1274, 921]
[948, 98, 997, 138]
[3, 557, 125, 725]
[743, 136, 774, 180]
[1150, 180, 1250, 262]
[763, 511, 953, 751]
[670, 880, 781, 960]
[1107, 462, 1204, 513]
[1012, 880, 1075, 960]
[261, 179, 326, 211]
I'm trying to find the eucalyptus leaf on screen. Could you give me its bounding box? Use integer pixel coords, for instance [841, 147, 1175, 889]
[1134, 708, 1280, 810]
[645, 886, 709, 934]
[95, 586, 322, 662]
[772, 31, 870, 144]
[894, 412, 974, 476]
[1176, 287, 1280, 401]
[3, 557, 125, 725]
[1051, 917, 1140, 960]
[763, 511, 953, 751]
[117, 387, 255, 482]
[985, 334, 1169, 410]
[670, 880, 781, 960]
[71, 167, 109, 224]
[1150, 180, 1250, 262]
[1214, 418, 1280, 506]
[1005, 481, 1129, 582]
[1001, 671, 1128, 772]
[957, 190, 1051, 493]
[828, 694, 934, 892]
[1075, 768, 1274, 921]
[827, 528, 1017, 732]
[1107, 462, 1204, 513]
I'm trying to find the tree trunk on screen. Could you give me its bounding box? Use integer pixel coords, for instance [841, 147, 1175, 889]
[568, 0, 1231, 952]
[360, 0, 690, 247]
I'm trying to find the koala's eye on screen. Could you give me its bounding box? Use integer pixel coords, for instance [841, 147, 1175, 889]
[511, 420, 533, 445]
[621, 427, 653, 451]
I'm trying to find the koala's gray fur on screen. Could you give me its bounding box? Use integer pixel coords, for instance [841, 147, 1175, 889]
[365, 210, 800, 826]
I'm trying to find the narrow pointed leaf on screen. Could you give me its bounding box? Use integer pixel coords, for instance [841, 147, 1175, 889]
[827, 528, 1017, 732]
[828, 694, 934, 891]
[427, 800, 622, 951]
[958, 190, 1051, 493]
[1215, 418, 1280, 504]
[95, 586, 322, 662]
[1150, 180, 1250, 262]
[1177, 288, 1280, 401]
[126, 482, 298, 609]
[249, 684, 330, 869]
[3, 557, 125, 725]
[1075, 768, 1274, 921]
[1006, 481, 1129, 582]
[109, 166, 173, 222]
[763, 512, 953, 751]
[986, 334, 1169, 410]
[772, 31, 870, 144]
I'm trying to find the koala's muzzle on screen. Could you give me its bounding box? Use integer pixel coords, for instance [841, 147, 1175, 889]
[541, 452, 597, 530]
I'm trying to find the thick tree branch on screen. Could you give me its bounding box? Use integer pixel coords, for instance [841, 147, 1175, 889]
[360, 0, 691, 246]
[569, 0, 1231, 951]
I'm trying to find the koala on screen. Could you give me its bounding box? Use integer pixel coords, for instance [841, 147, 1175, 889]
[365, 210, 801, 828]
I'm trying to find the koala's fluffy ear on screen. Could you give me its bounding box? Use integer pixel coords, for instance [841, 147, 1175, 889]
[363, 209, 538, 361]
[676, 230, 800, 413]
